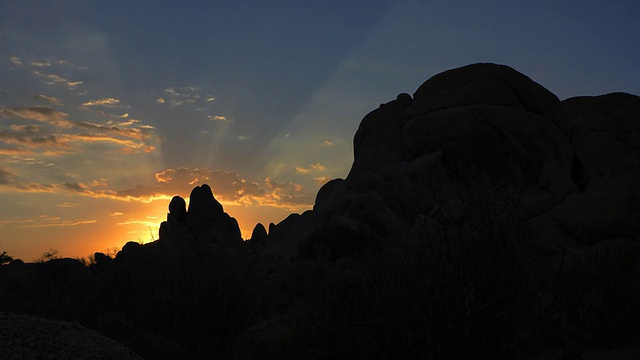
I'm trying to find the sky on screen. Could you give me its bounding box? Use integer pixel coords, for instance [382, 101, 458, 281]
[1, 0, 639, 261]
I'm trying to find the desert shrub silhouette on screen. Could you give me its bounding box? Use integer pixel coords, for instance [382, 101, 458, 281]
[353, 170, 543, 359]
[548, 238, 640, 356]
[0, 241, 12, 265]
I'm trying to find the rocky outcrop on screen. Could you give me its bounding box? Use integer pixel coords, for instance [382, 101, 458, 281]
[128, 184, 244, 261]
[0, 312, 143, 360]
[259, 63, 640, 259]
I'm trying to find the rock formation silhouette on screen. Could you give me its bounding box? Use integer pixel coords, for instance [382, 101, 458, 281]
[254, 63, 640, 259]
[114, 63, 639, 262]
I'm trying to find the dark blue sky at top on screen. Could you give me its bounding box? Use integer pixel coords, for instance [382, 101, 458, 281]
[2, 0, 640, 176]
[2, 1, 390, 166]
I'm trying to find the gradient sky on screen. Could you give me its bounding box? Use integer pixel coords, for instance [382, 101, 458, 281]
[1, 0, 639, 261]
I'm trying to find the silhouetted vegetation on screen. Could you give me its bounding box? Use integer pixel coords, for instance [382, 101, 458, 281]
[0, 242, 12, 265]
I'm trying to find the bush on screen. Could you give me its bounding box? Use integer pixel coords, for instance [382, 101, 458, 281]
[355, 171, 543, 359]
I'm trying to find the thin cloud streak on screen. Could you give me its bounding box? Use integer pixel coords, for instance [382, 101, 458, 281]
[33, 94, 63, 105]
[82, 98, 121, 107]
[20, 219, 97, 228]
[0, 106, 68, 122]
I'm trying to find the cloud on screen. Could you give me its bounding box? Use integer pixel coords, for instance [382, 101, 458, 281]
[314, 176, 332, 185]
[33, 94, 63, 105]
[0, 114, 155, 154]
[322, 140, 334, 146]
[207, 115, 233, 122]
[236, 135, 249, 141]
[62, 133, 153, 151]
[9, 124, 42, 133]
[0, 168, 10, 185]
[0, 131, 69, 150]
[295, 162, 326, 174]
[0, 168, 55, 193]
[57, 202, 79, 208]
[116, 219, 158, 227]
[20, 219, 97, 228]
[104, 167, 313, 210]
[0, 147, 36, 156]
[0, 106, 68, 122]
[32, 70, 82, 89]
[9, 56, 22, 66]
[30, 60, 51, 68]
[82, 98, 121, 107]
[68, 121, 154, 140]
[67, 81, 83, 88]
[109, 212, 124, 217]
[159, 86, 215, 107]
[310, 163, 326, 171]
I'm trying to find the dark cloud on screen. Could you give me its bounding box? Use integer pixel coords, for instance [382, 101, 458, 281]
[0, 168, 55, 193]
[0, 130, 67, 149]
[0, 106, 68, 122]
[9, 124, 42, 133]
[63, 182, 87, 192]
[0, 168, 10, 185]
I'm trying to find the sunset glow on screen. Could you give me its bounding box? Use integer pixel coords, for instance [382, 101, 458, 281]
[2, 1, 639, 261]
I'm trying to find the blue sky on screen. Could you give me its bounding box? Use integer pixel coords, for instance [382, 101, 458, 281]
[1, 0, 639, 260]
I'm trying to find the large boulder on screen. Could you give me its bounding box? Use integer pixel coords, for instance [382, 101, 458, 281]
[264, 63, 639, 259]
[187, 184, 223, 228]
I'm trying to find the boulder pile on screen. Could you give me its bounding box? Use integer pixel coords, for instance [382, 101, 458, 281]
[253, 63, 640, 258]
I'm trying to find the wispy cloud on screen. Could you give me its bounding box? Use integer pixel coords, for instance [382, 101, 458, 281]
[82, 98, 121, 107]
[207, 115, 234, 123]
[0, 103, 157, 154]
[20, 218, 97, 228]
[9, 124, 42, 133]
[33, 94, 63, 105]
[314, 176, 332, 185]
[30, 60, 51, 68]
[0, 106, 68, 122]
[310, 163, 326, 171]
[57, 202, 79, 208]
[116, 218, 158, 227]
[0, 131, 69, 150]
[66, 167, 314, 210]
[67, 120, 154, 140]
[0, 168, 55, 193]
[157, 86, 216, 108]
[322, 140, 334, 146]
[32, 70, 82, 89]
[295, 162, 326, 174]
[0, 147, 36, 156]
[9, 56, 22, 66]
